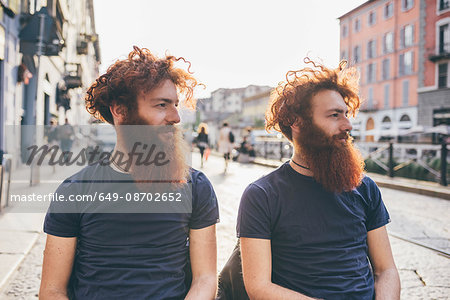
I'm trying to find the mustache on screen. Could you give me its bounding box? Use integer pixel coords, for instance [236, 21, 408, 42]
[158, 125, 177, 133]
[333, 131, 350, 141]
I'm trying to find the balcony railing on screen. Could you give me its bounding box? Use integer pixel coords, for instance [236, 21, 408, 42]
[64, 64, 82, 89]
[429, 43, 450, 62]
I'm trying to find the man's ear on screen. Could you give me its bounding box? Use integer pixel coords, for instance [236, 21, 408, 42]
[110, 103, 126, 123]
[290, 118, 302, 135]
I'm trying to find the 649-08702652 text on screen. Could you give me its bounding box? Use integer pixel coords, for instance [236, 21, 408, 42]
[9, 192, 183, 203]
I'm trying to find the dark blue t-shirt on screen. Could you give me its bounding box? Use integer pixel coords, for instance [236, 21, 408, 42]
[44, 162, 219, 299]
[237, 162, 390, 300]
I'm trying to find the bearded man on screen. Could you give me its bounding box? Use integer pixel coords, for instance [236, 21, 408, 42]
[237, 60, 400, 299]
[39, 47, 219, 299]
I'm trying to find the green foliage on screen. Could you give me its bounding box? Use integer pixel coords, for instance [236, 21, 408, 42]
[364, 158, 387, 175]
[253, 118, 265, 128]
[364, 158, 449, 183]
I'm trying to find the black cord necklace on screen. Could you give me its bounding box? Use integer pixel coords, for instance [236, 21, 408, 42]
[110, 155, 130, 173]
[291, 159, 310, 170]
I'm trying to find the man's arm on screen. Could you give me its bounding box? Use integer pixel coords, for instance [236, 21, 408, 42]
[240, 237, 319, 300]
[367, 226, 400, 300]
[39, 234, 77, 300]
[185, 224, 217, 300]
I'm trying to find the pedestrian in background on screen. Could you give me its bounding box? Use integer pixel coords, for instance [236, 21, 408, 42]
[58, 118, 74, 161]
[245, 127, 255, 147]
[196, 123, 209, 168]
[218, 122, 233, 173]
[45, 119, 58, 145]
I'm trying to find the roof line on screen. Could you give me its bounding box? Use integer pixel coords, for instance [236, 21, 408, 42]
[338, 0, 375, 20]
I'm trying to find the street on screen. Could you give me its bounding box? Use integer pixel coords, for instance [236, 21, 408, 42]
[1, 152, 449, 299]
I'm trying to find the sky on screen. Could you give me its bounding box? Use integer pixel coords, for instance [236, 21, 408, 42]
[93, 0, 366, 98]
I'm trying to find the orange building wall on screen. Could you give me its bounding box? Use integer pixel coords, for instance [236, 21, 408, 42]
[423, 0, 450, 87]
[339, 0, 420, 108]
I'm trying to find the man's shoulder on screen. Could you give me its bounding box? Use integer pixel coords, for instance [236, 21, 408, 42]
[350, 175, 382, 204]
[189, 167, 212, 187]
[67, 161, 107, 180]
[56, 161, 113, 190]
[245, 163, 288, 195]
[356, 175, 379, 193]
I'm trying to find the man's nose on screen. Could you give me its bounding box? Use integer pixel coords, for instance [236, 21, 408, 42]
[341, 117, 353, 133]
[166, 106, 181, 124]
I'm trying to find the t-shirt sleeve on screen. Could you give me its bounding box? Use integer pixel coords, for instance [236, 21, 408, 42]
[365, 178, 391, 231]
[189, 171, 220, 230]
[43, 181, 81, 237]
[237, 183, 271, 239]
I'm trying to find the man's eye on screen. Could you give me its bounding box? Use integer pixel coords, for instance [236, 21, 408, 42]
[157, 103, 166, 108]
[331, 113, 339, 117]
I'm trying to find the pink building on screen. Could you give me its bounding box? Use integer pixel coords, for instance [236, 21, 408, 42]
[418, 0, 450, 138]
[339, 0, 421, 142]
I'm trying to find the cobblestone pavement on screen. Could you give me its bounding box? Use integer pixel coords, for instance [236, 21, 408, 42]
[1, 234, 45, 300]
[1, 153, 449, 299]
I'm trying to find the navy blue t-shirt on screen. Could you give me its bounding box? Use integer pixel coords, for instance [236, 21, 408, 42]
[237, 162, 390, 300]
[44, 162, 219, 299]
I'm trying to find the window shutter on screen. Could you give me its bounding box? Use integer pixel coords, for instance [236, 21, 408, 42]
[399, 53, 404, 76]
[400, 28, 405, 48]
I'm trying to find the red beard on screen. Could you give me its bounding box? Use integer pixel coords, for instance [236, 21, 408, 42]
[296, 121, 365, 193]
[114, 111, 190, 191]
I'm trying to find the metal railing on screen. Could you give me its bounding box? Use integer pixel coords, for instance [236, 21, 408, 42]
[250, 140, 448, 186]
[253, 138, 293, 161]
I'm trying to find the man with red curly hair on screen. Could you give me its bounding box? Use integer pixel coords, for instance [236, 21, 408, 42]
[237, 60, 400, 299]
[39, 47, 219, 299]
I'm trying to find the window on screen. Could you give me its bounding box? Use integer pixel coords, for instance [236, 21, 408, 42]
[382, 116, 392, 130]
[402, 0, 414, 11]
[341, 50, 347, 60]
[357, 66, 362, 83]
[383, 32, 394, 53]
[367, 40, 376, 59]
[368, 87, 374, 108]
[368, 11, 376, 26]
[402, 80, 410, 106]
[367, 63, 376, 83]
[384, 2, 394, 18]
[342, 25, 348, 38]
[382, 58, 390, 80]
[400, 24, 414, 48]
[384, 84, 390, 108]
[354, 45, 361, 63]
[439, 24, 450, 54]
[400, 114, 411, 122]
[354, 18, 361, 32]
[440, 0, 450, 11]
[399, 51, 413, 76]
[438, 63, 448, 88]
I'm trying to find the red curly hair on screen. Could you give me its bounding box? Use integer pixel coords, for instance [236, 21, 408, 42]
[85, 46, 199, 124]
[266, 58, 361, 141]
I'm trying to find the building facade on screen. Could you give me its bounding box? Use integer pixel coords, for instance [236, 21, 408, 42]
[196, 85, 271, 147]
[418, 0, 450, 133]
[340, 0, 421, 142]
[241, 89, 271, 128]
[0, 0, 100, 167]
[210, 84, 271, 114]
[0, 0, 22, 162]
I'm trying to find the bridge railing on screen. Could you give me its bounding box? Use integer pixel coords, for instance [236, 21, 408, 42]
[250, 139, 448, 186]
